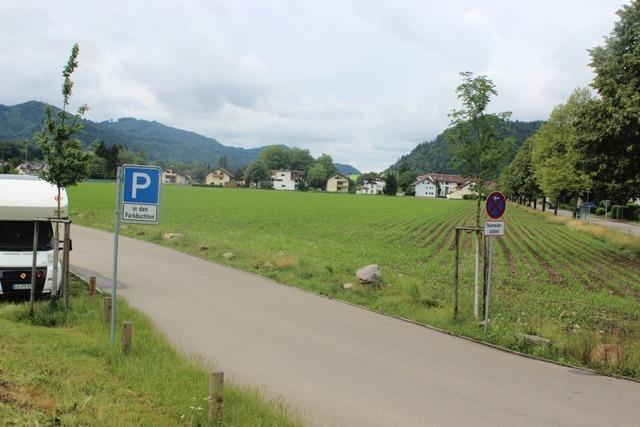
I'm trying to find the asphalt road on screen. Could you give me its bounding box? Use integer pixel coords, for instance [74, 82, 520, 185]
[71, 225, 640, 427]
[527, 204, 640, 236]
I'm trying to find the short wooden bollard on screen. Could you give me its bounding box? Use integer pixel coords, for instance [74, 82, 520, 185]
[208, 371, 224, 423]
[122, 321, 132, 354]
[103, 297, 112, 323]
[89, 276, 97, 296]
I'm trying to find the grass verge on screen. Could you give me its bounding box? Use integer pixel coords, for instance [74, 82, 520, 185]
[540, 210, 640, 256]
[0, 276, 302, 426]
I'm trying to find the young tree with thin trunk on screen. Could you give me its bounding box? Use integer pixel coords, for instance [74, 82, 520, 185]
[36, 43, 89, 296]
[447, 71, 513, 320]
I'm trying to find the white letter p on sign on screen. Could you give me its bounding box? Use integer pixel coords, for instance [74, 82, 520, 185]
[132, 172, 151, 199]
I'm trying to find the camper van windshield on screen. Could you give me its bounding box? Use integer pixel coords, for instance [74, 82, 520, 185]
[0, 221, 54, 251]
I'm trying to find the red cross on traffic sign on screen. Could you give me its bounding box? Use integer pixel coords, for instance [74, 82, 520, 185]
[486, 191, 507, 219]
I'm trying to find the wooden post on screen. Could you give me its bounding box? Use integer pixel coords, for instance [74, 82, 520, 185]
[62, 222, 71, 312]
[104, 297, 112, 323]
[89, 276, 97, 296]
[209, 371, 224, 423]
[453, 228, 460, 319]
[29, 221, 39, 317]
[121, 321, 132, 354]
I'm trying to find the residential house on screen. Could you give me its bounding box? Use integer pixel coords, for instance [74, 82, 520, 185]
[271, 170, 305, 191]
[162, 169, 188, 185]
[412, 173, 469, 198]
[15, 162, 45, 176]
[413, 176, 438, 198]
[361, 177, 386, 195]
[447, 181, 476, 199]
[326, 174, 349, 193]
[205, 168, 237, 187]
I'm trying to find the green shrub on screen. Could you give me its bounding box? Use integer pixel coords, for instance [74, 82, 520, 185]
[463, 194, 478, 200]
[596, 207, 605, 216]
[627, 205, 640, 221]
[618, 206, 629, 219]
[611, 205, 622, 219]
[15, 297, 67, 327]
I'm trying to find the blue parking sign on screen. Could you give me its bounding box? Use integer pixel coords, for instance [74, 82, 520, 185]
[121, 165, 162, 224]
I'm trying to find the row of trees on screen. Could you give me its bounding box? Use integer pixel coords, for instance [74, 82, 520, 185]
[501, 1, 640, 211]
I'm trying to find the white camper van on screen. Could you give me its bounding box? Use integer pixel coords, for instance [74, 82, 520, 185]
[0, 174, 66, 297]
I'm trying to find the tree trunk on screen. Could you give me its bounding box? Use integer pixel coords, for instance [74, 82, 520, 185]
[51, 187, 61, 296]
[533, 197, 537, 210]
[541, 196, 546, 212]
[554, 197, 559, 216]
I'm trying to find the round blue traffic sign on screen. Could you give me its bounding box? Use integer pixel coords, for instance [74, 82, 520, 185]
[486, 191, 507, 219]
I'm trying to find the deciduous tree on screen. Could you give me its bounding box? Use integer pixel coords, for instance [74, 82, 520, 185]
[531, 89, 592, 214]
[575, 1, 640, 203]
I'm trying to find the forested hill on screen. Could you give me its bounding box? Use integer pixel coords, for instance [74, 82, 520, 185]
[99, 117, 264, 167]
[389, 120, 543, 175]
[0, 101, 266, 169]
[335, 163, 361, 175]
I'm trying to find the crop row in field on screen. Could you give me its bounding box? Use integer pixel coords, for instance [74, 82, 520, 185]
[69, 183, 640, 378]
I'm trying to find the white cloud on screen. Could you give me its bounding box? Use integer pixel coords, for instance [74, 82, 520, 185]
[0, 0, 627, 171]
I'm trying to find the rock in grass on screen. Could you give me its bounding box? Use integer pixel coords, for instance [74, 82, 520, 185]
[342, 283, 354, 290]
[163, 232, 183, 241]
[589, 344, 623, 367]
[222, 252, 235, 261]
[356, 264, 381, 287]
[517, 333, 551, 347]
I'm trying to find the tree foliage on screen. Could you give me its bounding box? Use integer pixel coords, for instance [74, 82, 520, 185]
[383, 172, 398, 195]
[289, 147, 314, 171]
[575, 1, 640, 203]
[256, 146, 291, 170]
[500, 138, 539, 202]
[244, 161, 269, 186]
[307, 163, 328, 188]
[397, 170, 417, 192]
[36, 43, 89, 215]
[531, 89, 592, 203]
[447, 71, 514, 225]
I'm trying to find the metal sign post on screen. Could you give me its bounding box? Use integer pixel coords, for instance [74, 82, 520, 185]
[111, 164, 162, 343]
[483, 191, 507, 333]
[111, 166, 123, 343]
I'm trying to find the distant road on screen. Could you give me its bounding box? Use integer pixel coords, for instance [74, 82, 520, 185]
[71, 225, 640, 427]
[526, 204, 640, 236]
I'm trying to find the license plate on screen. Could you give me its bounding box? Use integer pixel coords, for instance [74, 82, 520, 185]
[12, 283, 31, 290]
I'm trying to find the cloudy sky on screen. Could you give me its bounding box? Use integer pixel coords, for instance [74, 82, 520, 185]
[0, 1, 627, 171]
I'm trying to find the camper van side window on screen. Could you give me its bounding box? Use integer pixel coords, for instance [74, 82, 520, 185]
[0, 221, 54, 251]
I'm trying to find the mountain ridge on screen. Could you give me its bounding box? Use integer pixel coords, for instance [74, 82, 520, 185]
[389, 120, 544, 175]
[0, 101, 360, 173]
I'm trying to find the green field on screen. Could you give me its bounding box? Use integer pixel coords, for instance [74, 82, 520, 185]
[69, 183, 640, 378]
[0, 276, 301, 426]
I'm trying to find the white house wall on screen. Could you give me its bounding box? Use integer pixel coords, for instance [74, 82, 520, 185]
[415, 182, 437, 198]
